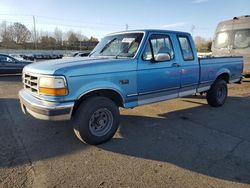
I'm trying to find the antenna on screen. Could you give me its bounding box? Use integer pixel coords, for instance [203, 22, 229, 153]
[125, 24, 128, 31]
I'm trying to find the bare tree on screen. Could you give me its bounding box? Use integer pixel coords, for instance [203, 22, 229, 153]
[67, 31, 79, 49]
[0, 21, 7, 41]
[0, 20, 98, 50]
[9, 22, 31, 44]
[89, 36, 98, 42]
[195, 36, 212, 52]
[0, 21, 15, 47]
[0, 21, 13, 42]
[76, 32, 88, 41]
[54, 27, 63, 46]
[206, 40, 212, 52]
[76, 32, 88, 50]
[40, 35, 56, 49]
[195, 36, 204, 51]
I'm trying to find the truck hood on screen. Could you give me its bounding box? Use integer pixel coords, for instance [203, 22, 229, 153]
[23, 57, 136, 76]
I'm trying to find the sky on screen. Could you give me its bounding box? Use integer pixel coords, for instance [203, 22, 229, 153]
[0, 0, 250, 40]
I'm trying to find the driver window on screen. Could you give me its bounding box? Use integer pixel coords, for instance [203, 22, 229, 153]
[6, 57, 15, 63]
[142, 34, 174, 61]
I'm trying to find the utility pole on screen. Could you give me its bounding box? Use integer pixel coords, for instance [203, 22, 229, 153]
[191, 25, 195, 37]
[33, 15, 37, 49]
[125, 24, 128, 31]
[79, 37, 81, 51]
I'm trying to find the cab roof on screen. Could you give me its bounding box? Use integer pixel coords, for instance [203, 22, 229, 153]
[108, 29, 191, 36]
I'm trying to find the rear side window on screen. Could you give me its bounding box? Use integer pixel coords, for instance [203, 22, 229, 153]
[178, 36, 194, 61]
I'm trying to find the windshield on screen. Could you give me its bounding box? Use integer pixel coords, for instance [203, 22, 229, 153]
[214, 32, 230, 49]
[233, 29, 250, 49]
[89, 32, 144, 58]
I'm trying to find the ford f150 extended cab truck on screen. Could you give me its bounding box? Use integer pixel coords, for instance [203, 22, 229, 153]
[19, 30, 243, 145]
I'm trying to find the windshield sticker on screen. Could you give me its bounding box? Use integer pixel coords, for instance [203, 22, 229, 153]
[122, 38, 135, 43]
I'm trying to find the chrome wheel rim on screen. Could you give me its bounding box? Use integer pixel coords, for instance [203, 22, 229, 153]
[89, 108, 113, 137]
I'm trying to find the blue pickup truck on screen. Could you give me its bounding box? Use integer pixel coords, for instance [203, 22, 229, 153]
[19, 30, 243, 145]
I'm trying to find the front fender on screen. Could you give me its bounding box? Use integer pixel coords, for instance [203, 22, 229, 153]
[75, 81, 125, 101]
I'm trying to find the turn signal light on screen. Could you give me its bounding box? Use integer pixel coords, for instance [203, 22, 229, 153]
[39, 87, 67, 96]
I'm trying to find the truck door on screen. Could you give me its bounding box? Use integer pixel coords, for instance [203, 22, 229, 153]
[137, 33, 181, 105]
[177, 35, 199, 96]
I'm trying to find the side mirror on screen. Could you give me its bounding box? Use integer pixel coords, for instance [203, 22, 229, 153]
[154, 53, 171, 62]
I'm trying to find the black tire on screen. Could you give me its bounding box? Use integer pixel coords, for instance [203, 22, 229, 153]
[73, 96, 120, 145]
[206, 79, 228, 107]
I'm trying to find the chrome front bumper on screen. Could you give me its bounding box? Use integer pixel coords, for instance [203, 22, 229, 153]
[19, 89, 74, 121]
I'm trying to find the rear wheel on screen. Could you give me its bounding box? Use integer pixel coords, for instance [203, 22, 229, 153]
[206, 79, 228, 107]
[73, 96, 120, 145]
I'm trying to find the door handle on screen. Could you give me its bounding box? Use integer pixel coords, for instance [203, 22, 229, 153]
[172, 63, 180, 67]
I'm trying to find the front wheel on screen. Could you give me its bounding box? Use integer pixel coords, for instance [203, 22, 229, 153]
[206, 79, 228, 107]
[73, 96, 120, 145]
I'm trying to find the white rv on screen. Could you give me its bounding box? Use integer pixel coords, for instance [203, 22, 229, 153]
[212, 15, 250, 75]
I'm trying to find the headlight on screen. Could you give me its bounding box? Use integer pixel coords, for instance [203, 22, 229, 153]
[39, 76, 68, 96]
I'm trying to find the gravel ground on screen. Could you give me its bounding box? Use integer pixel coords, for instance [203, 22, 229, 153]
[0, 75, 250, 188]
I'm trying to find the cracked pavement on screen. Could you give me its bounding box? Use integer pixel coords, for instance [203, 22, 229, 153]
[0, 75, 250, 187]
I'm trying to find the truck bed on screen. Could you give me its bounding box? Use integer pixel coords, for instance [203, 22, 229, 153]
[198, 56, 243, 91]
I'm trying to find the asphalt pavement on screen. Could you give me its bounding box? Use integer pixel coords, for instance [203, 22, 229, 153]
[0, 75, 250, 187]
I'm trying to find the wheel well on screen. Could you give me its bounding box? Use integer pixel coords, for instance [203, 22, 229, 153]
[73, 89, 124, 115]
[217, 73, 229, 83]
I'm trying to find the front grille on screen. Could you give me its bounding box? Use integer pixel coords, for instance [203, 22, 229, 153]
[23, 73, 39, 94]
